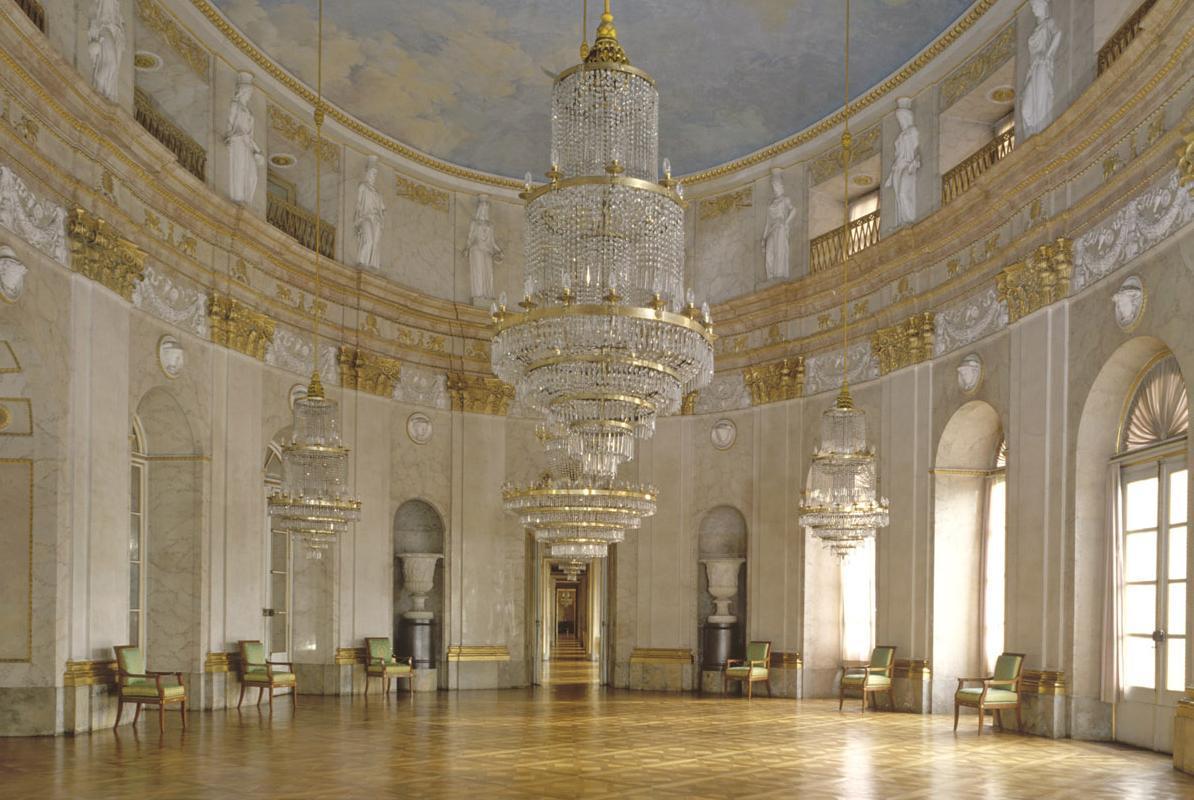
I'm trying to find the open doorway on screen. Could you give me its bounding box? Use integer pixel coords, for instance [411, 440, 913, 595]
[530, 539, 610, 687]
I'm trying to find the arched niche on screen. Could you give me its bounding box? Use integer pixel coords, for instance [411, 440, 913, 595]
[133, 386, 202, 675]
[1072, 336, 1176, 738]
[393, 499, 446, 669]
[931, 400, 1003, 713]
[697, 506, 748, 671]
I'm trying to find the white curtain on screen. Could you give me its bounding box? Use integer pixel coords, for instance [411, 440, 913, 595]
[1100, 465, 1124, 704]
[841, 537, 876, 662]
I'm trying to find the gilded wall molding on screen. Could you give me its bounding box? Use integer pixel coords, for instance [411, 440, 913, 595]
[680, 391, 699, 415]
[872, 312, 935, 375]
[1180, 129, 1194, 193]
[66, 208, 146, 301]
[338, 345, 401, 398]
[63, 659, 117, 687]
[447, 372, 512, 416]
[138, 0, 211, 79]
[743, 357, 805, 405]
[892, 658, 932, 680]
[267, 105, 339, 170]
[698, 186, 752, 220]
[996, 238, 1073, 324]
[446, 645, 510, 662]
[334, 646, 366, 665]
[203, 650, 240, 673]
[810, 124, 882, 184]
[771, 652, 803, 668]
[940, 23, 1015, 110]
[394, 175, 449, 211]
[1020, 669, 1067, 695]
[208, 291, 275, 361]
[628, 648, 693, 664]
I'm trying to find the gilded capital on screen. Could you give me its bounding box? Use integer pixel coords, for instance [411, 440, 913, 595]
[872, 311, 936, 376]
[996, 237, 1072, 323]
[743, 356, 805, 405]
[67, 208, 146, 301]
[338, 346, 401, 398]
[208, 291, 275, 361]
[447, 372, 513, 415]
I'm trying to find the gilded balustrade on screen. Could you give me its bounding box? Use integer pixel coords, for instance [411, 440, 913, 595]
[809, 210, 881, 274]
[941, 127, 1015, 205]
[1097, 0, 1158, 75]
[133, 87, 207, 182]
[266, 192, 335, 259]
[15, 0, 45, 33]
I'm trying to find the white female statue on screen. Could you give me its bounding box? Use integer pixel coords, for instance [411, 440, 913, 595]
[88, 0, 125, 103]
[354, 155, 386, 268]
[466, 194, 502, 302]
[884, 97, 920, 228]
[762, 168, 795, 280]
[224, 72, 264, 205]
[1021, 0, 1062, 137]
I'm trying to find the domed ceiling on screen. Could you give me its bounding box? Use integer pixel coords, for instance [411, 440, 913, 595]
[211, 0, 978, 178]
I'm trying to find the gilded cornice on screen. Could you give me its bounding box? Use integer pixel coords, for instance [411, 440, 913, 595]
[743, 357, 805, 406]
[940, 23, 1015, 110]
[67, 208, 146, 301]
[138, 0, 210, 79]
[63, 659, 117, 687]
[996, 238, 1072, 324]
[447, 372, 513, 416]
[872, 312, 935, 376]
[338, 345, 401, 398]
[208, 290, 275, 361]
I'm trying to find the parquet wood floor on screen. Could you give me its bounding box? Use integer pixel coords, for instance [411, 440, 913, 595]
[0, 689, 1190, 799]
[543, 636, 599, 686]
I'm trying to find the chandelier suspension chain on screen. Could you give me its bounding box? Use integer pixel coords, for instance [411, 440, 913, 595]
[309, 0, 324, 380]
[840, 0, 851, 397]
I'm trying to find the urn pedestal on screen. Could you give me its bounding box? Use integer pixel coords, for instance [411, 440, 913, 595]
[700, 557, 745, 624]
[398, 553, 442, 669]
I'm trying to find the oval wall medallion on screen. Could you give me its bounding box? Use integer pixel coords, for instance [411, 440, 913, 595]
[407, 412, 433, 445]
[957, 353, 983, 395]
[1112, 275, 1146, 331]
[711, 418, 737, 450]
[157, 335, 185, 379]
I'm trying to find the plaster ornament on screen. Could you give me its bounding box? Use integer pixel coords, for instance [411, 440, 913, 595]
[132, 265, 209, 338]
[88, 0, 125, 103]
[466, 194, 502, 303]
[157, 335, 185, 379]
[0, 245, 27, 302]
[710, 418, 737, 450]
[0, 165, 68, 265]
[957, 353, 983, 395]
[884, 97, 920, 228]
[406, 412, 433, 445]
[762, 168, 795, 280]
[1021, 0, 1061, 137]
[224, 72, 264, 204]
[934, 287, 1008, 356]
[1112, 275, 1146, 330]
[701, 557, 745, 624]
[354, 155, 385, 268]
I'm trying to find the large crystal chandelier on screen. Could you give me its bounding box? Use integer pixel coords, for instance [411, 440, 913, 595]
[267, 0, 361, 557]
[798, 0, 888, 558]
[491, 1, 715, 479]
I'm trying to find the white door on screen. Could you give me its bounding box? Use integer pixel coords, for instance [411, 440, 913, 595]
[1118, 459, 1188, 751]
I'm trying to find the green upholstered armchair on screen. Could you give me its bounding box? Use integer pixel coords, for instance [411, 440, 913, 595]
[364, 637, 414, 699]
[113, 645, 187, 732]
[954, 652, 1025, 733]
[723, 641, 772, 699]
[236, 639, 297, 711]
[838, 644, 896, 712]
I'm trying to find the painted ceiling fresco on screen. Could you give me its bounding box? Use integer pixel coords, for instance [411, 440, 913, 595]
[211, 0, 977, 177]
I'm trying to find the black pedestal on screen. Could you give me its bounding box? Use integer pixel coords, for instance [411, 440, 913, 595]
[399, 617, 434, 668]
[702, 622, 735, 669]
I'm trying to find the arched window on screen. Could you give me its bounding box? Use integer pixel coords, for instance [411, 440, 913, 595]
[1116, 353, 1188, 700]
[265, 443, 291, 656]
[982, 438, 1007, 673]
[129, 419, 147, 649]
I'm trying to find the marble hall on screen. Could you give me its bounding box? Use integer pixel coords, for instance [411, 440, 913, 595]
[2, 0, 1194, 798]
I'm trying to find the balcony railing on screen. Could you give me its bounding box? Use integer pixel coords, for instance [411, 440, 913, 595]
[134, 88, 207, 182]
[16, 0, 45, 32]
[809, 210, 881, 274]
[1098, 0, 1158, 75]
[267, 192, 335, 260]
[941, 127, 1015, 206]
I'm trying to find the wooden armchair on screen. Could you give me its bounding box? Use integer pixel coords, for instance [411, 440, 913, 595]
[954, 652, 1025, 733]
[113, 645, 187, 732]
[723, 641, 772, 699]
[839, 644, 896, 711]
[364, 636, 413, 699]
[237, 640, 297, 711]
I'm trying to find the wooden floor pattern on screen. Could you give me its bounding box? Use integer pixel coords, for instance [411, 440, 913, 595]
[542, 635, 599, 686]
[0, 689, 1190, 799]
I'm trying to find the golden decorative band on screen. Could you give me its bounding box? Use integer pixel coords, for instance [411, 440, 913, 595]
[63, 659, 117, 687]
[335, 647, 366, 665]
[203, 650, 240, 673]
[554, 60, 656, 87]
[893, 658, 932, 680]
[522, 174, 684, 207]
[527, 354, 683, 385]
[629, 648, 693, 664]
[495, 303, 714, 343]
[1020, 669, 1067, 695]
[446, 645, 511, 663]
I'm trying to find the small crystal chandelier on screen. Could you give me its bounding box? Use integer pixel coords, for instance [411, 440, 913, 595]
[491, 0, 714, 479]
[798, 0, 889, 558]
[267, 1, 361, 557]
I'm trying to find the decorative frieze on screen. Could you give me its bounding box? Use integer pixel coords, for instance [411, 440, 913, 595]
[208, 291, 274, 361]
[66, 208, 146, 301]
[1180, 131, 1194, 194]
[395, 175, 449, 211]
[267, 105, 338, 169]
[0, 165, 67, 265]
[934, 287, 1008, 356]
[63, 659, 117, 687]
[1020, 669, 1067, 695]
[996, 238, 1072, 323]
[871, 311, 935, 375]
[805, 341, 878, 396]
[338, 345, 401, 398]
[743, 357, 805, 405]
[132, 264, 209, 338]
[810, 123, 881, 184]
[698, 186, 752, 220]
[137, 0, 210, 78]
[447, 372, 512, 415]
[940, 23, 1015, 110]
[695, 372, 751, 415]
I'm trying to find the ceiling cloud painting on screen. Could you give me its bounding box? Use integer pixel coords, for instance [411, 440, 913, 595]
[211, 0, 977, 178]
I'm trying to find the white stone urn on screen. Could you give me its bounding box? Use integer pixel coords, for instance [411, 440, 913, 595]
[399, 553, 442, 620]
[700, 557, 745, 624]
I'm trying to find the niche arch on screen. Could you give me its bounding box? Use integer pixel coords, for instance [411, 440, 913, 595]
[393, 498, 446, 671]
[696, 505, 748, 671]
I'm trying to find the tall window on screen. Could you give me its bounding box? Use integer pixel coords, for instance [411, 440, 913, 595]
[982, 439, 1007, 673]
[265, 445, 291, 655]
[129, 424, 147, 648]
[841, 537, 876, 661]
[1117, 354, 1188, 697]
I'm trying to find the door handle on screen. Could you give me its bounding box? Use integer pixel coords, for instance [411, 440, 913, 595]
[1152, 629, 1167, 643]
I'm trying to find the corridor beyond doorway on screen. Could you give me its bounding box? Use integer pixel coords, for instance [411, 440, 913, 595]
[543, 635, 598, 686]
